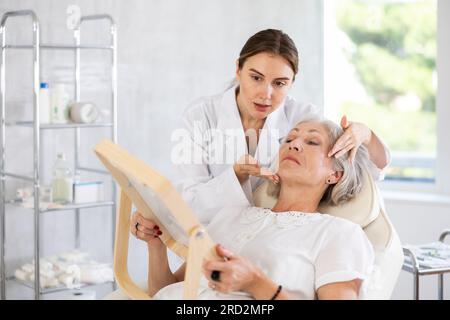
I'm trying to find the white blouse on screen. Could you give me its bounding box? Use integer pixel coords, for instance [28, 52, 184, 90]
[153, 206, 374, 300]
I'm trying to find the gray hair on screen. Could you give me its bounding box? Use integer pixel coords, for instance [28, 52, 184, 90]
[268, 119, 373, 206]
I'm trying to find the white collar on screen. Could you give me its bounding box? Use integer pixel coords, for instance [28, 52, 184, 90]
[216, 85, 243, 133]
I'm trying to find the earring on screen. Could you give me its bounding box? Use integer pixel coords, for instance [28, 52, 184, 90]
[327, 179, 331, 184]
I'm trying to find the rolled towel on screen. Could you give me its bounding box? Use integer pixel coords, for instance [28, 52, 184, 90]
[29, 274, 59, 288]
[58, 274, 76, 289]
[14, 269, 28, 282]
[21, 263, 34, 273]
[65, 264, 81, 283]
[45, 276, 60, 288]
[80, 264, 113, 284]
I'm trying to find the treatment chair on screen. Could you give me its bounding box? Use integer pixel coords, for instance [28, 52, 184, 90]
[253, 168, 404, 299]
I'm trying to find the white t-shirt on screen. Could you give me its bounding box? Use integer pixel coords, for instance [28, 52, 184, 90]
[153, 206, 374, 300]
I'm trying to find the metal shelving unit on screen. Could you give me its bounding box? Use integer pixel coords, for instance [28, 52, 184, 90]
[0, 10, 117, 300]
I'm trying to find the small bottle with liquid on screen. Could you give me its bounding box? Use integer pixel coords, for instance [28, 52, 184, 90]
[50, 83, 71, 124]
[51, 153, 73, 204]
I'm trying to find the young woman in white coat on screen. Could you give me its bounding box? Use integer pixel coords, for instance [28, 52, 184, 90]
[164, 29, 390, 225]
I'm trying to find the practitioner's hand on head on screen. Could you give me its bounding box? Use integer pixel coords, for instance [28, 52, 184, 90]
[203, 244, 263, 295]
[233, 155, 280, 185]
[328, 115, 372, 164]
[130, 211, 164, 247]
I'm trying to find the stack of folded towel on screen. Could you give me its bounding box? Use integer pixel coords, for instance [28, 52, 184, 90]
[14, 250, 113, 289]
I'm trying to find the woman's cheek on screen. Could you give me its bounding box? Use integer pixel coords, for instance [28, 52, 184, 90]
[319, 155, 332, 168]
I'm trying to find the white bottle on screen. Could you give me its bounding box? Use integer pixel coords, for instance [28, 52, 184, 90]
[50, 84, 71, 124]
[69, 102, 99, 123]
[51, 153, 73, 204]
[39, 82, 51, 124]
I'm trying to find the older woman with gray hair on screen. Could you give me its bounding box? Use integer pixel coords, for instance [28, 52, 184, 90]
[135, 119, 375, 300]
[267, 119, 371, 206]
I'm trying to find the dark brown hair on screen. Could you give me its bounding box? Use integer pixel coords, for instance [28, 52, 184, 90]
[238, 29, 299, 80]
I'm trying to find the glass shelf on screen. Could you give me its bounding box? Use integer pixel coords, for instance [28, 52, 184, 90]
[7, 276, 114, 295]
[2, 43, 113, 51]
[6, 121, 114, 130]
[6, 200, 114, 213]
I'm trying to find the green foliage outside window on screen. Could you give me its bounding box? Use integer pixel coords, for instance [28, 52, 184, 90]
[337, 0, 436, 110]
[335, 0, 436, 180]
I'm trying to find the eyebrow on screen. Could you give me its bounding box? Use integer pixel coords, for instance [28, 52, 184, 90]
[249, 68, 291, 81]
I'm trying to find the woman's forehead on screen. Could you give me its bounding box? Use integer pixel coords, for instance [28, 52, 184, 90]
[291, 121, 328, 136]
[244, 52, 294, 79]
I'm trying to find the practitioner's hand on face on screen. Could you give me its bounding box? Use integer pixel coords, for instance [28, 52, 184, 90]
[328, 115, 372, 164]
[233, 155, 280, 184]
[130, 211, 164, 247]
[203, 244, 262, 294]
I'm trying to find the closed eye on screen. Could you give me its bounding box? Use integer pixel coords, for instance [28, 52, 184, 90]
[285, 138, 319, 145]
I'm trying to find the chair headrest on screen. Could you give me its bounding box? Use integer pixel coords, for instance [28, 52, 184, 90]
[252, 168, 380, 228]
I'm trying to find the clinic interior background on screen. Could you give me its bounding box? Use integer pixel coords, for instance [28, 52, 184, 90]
[1, 0, 450, 299]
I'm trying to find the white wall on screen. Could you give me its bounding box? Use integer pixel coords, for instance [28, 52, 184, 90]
[0, 0, 323, 299]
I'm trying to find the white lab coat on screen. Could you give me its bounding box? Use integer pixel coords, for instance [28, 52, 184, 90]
[172, 86, 320, 224]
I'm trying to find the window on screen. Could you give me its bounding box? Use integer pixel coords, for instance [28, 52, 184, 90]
[324, 0, 437, 183]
